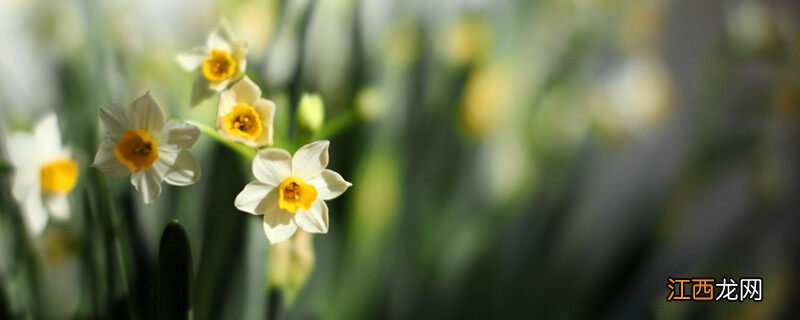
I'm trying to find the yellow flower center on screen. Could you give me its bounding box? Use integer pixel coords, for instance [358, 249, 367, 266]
[202, 49, 237, 82]
[40, 159, 79, 193]
[114, 129, 158, 172]
[223, 103, 263, 139]
[278, 177, 317, 213]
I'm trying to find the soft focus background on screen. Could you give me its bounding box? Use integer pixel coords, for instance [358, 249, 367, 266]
[1, 0, 799, 318]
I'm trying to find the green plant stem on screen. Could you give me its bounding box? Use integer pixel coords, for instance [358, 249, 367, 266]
[0, 160, 11, 173]
[191, 121, 256, 160]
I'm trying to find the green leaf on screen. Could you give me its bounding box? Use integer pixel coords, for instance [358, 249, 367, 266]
[156, 220, 193, 320]
[0, 160, 12, 173]
[190, 76, 215, 107]
[193, 145, 250, 320]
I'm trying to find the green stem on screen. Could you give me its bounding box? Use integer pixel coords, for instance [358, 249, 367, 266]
[313, 109, 357, 141]
[191, 121, 256, 160]
[0, 160, 11, 172]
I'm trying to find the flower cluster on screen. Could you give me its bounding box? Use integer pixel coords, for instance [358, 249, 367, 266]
[173, 22, 352, 244]
[4, 21, 351, 246]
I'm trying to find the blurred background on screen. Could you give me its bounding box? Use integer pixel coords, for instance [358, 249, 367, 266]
[1, 0, 799, 318]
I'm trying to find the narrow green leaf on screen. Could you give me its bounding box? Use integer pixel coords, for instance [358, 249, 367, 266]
[156, 220, 193, 320]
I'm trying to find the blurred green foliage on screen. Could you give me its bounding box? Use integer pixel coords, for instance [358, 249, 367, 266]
[0, 0, 799, 319]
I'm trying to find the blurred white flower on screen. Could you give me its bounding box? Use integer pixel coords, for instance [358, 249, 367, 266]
[355, 86, 385, 121]
[216, 76, 276, 147]
[235, 141, 351, 244]
[92, 92, 201, 204]
[176, 20, 248, 92]
[726, 0, 778, 54]
[594, 55, 675, 138]
[6, 113, 77, 236]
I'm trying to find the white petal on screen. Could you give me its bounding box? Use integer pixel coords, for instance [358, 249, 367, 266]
[234, 182, 276, 215]
[263, 207, 297, 244]
[92, 139, 130, 178]
[253, 148, 292, 186]
[208, 19, 235, 50]
[218, 90, 237, 115]
[33, 113, 63, 159]
[292, 140, 329, 180]
[129, 92, 166, 133]
[207, 31, 232, 52]
[7, 133, 40, 202]
[11, 167, 37, 204]
[252, 98, 275, 146]
[23, 188, 48, 236]
[44, 193, 70, 220]
[232, 42, 248, 77]
[175, 49, 207, 71]
[98, 105, 133, 140]
[163, 120, 200, 149]
[308, 169, 352, 200]
[7, 133, 40, 173]
[231, 76, 261, 104]
[253, 124, 273, 147]
[294, 200, 328, 234]
[131, 167, 162, 204]
[208, 78, 231, 92]
[162, 150, 201, 186]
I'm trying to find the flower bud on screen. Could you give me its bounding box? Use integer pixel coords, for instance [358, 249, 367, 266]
[297, 93, 325, 132]
[267, 231, 315, 307]
[355, 86, 385, 121]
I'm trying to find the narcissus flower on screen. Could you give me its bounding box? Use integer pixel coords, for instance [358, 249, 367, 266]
[6, 114, 78, 235]
[235, 141, 351, 244]
[92, 92, 201, 204]
[216, 76, 276, 147]
[176, 20, 248, 92]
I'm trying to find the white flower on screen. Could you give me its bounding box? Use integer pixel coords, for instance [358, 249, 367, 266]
[176, 20, 248, 92]
[235, 141, 352, 244]
[92, 92, 202, 204]
[216, 76, 276, 147]
[6, 113, 78, 236]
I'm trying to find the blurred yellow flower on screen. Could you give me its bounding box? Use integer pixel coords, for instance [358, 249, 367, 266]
[235, 141, 351, 244]
[620, 1, 667, 53]
[176, 20, 248, 92]
[776, 75, 799, 121]
[385, 19, 421, 67]
[93, 92, 202, 204]
[6, 113, 77, 235]
[460, 64, 511, 137]
[216, 76, 276, 147]
[442, 15, 491, 66]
